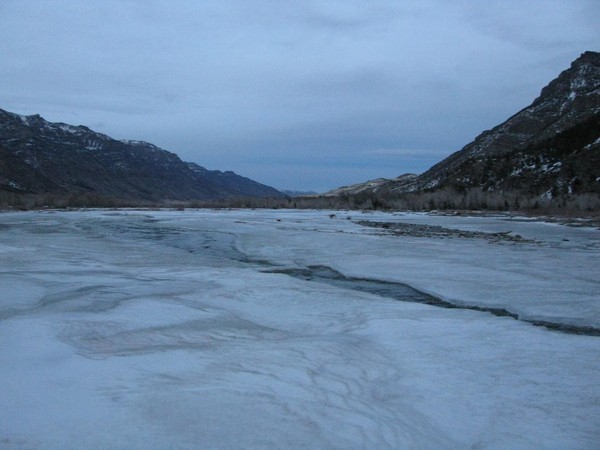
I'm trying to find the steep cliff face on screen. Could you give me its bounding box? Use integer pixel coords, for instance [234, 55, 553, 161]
[379, 51, 600, 195]
[0, 109, 282, 201]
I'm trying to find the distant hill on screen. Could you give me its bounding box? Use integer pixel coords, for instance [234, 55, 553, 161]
[185, 162, 284, 199]
[323, 174, 416, 197]
[326, 51, 600, 210]
[0, 108, 283, 203]
[281, 189, 319, 197]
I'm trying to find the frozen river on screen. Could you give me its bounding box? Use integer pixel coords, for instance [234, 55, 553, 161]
[1, 209, 599, 449]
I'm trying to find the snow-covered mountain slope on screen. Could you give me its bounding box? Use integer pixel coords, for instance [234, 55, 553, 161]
[330, 51, 600, 199]
[432, 112, 600, 197]
[0, 108, 283, 201]
[396, 51, 600, 193]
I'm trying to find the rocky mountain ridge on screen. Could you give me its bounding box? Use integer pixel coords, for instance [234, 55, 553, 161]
[0, 108, 283, 202]
[331, 51, 599, 203]
[390, 51, 600, 194]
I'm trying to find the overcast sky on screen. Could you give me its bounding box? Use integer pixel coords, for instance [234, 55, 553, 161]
[1, 1, 598, 192]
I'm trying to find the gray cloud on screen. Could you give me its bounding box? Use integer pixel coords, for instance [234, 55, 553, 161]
[0, 0, 598, 191]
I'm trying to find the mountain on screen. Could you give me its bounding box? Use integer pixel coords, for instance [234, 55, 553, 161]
[280, 189, 319, 197]
[323, 174, 416, 196]
[429, 113, 599, 198]
[330, 51, 600, 204]
[0, 108, 283, 202]
[185, 162, 283, 199]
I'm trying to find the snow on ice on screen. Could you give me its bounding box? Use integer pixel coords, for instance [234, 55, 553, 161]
[1, 209, 599, 449]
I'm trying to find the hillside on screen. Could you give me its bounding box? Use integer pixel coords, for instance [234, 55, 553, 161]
[323, 174, 416, 197]
[326, 51, 600, 210]
[0, 108, 283, 203]
[388, 51, 600, 195]
[434, 113, 600, 197]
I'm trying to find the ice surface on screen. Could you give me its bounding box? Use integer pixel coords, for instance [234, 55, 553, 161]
[1, 209, 599, 449]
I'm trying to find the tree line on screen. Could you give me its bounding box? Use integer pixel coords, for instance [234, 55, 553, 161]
[2, 187, 598, 216]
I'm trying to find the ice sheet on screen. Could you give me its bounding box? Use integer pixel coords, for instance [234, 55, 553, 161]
[230, 210, 600, 328]
[1, 209, 599, 449]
